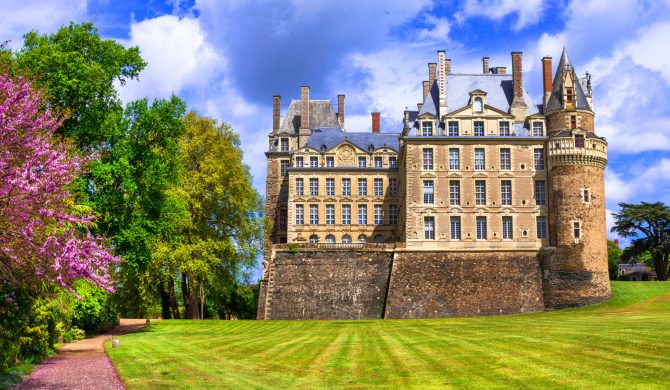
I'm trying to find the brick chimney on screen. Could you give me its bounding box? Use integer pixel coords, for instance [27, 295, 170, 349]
[482, 57, 489, 74]
[495, 67, 506, 75]
[445, 58, 451, 74]
[300, 86, 309, 129]
[510, 52, 528, 120]
[337, 94, 345, 128]
[417, 103, 423, 111]
[542, 56, 552, 108]
[437, 50, 447, 114]
[272, 95, 280, 132]
[614, 239, 619, 247]
[371, 112, 381, 133]
[423, 81, 430, 101]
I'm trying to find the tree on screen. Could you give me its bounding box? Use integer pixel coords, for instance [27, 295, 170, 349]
[611, 202, 670, 281]
[607, 240, 622, 280]
[0, 75, 117, 292]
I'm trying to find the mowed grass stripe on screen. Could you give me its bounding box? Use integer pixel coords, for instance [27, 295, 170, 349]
[108, 282, 670, 389]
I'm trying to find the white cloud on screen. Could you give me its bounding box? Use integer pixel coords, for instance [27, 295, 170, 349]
[606, 159, 670, 206]
[625, 21, 670, 84]
[455, 0, 544, 31]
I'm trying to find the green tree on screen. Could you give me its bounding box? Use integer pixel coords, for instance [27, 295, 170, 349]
[607, 240, 622, 280]
[611, 202, 670, 281]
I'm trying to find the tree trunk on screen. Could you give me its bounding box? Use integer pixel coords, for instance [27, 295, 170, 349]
[168, 276, 180, 319]
[159, 280, 172, 319]
[199, 283, 206, 320]
[181, 273, 194, 319]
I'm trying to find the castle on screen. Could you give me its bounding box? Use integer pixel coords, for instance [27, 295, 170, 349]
[257, 48, 610, 320]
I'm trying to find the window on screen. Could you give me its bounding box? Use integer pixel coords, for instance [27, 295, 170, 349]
[535, 180, 546, 206]
[532, 122, 544, 136]
[280, 160, 289, 176]
[424, 217, 435, 240]
[583, 188, 590, 203]
[474, 121, 485, 136]
[449, 148, 460, 170]
[501, 180, 512, 206]
[358, 157, 366, 168]
[534, 148, 545, 170]
[326, 204, 335, 225]
[374, 178, 383, 196]
[575, 135, 585, 148]
[279, 209, 287, 229]
[280, 138, 289, 151]
[326, 178, 335, 196]
[358, 204, 367, 225]
[295, 204, 304, 225]
[474, 148, 485, 170]
[310, 156, 319, 167]
[499, 148, 511, 170]
[422, 121, 433, 136]
[499, 121, 510, 136]
[309, 234, 319, 244]
[502, 216, 513, 240]
[473, 97, 483, 112]
[423, 148, 434, 170]
[389, 205, 398, 225]
[295, 178, 304, 196]
[342, 234, 352, 244]
[423, 180, 434, 204]
[573, 221, 581, 239]
[374, 205, 383, 225]
[326, 156, 335, 168]
[450, 216, 461, 240]
[570, 115, 577, 129]
[295, 156, 304, 168]
[389, 157, 397, 167]
[476, 216, 487, 240]
[342, 178, 351, 196]
[448, 121, 459, 136]
[475, 180, 486, 206]
[309, 204, 318, 224]
[358, 234, 368, 243]
[389, 178, 398, 196]
[566, 88, 573, 103]
[342, 204, 351, 225]
[536, 216, 548, 239]
[358, 179, 367, 196]
[374, 156, 383, 168]
[325, 234, 335, 243]
[449, 180, 460, 206]
[309, 178, 319, 196]
[374, 234, 384, 244]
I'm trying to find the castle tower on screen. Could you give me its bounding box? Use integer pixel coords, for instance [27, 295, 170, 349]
[543, 48, 610, 308]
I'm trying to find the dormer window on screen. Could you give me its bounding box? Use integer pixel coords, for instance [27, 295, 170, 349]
[566, 88, 573, 103]
[575, 134, 585, 148]
[422, 121, 433, 136]
[280, 138, 289, 151]
[474, 97, 483, 112]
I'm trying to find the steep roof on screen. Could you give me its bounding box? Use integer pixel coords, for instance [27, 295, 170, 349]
[545, 48, 592, 113]
[305, 127, 400, 152]
[278, 100, 340, 134]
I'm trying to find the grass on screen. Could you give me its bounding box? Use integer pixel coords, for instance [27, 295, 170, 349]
[107, 282, 670, 389]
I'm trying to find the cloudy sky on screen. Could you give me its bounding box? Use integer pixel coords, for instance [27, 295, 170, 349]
[3, 0, 670, 249]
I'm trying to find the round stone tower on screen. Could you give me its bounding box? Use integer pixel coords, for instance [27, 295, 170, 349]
[542, 48, 610, 308]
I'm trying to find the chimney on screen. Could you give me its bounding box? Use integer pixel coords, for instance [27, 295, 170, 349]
[272, 95, 280, 132]
[510, 52, 528, 120]
[403, 109, 409, 131]
[542, 56, 552, 108]
[495, 67, 506, 75]
[482, 57, 490, 74]
[614, 239, 619, 247]
[428, 63, 436, 87]
[437, 50, 447, 114]
[300, 86, 309, 129]
[417, 103, 423, 111]
[422, 81, 430, 101]
[337, 94, 345, 128]
[371, 112, 381, 133]
[445, 58, 451, 74]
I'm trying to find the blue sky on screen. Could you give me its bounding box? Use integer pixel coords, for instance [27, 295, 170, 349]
[3, 0, 670, 253]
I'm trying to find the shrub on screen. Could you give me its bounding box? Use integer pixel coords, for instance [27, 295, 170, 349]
[71, 281, 119, 334]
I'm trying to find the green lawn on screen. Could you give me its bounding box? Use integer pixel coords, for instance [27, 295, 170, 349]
[107, 282, 670, 389]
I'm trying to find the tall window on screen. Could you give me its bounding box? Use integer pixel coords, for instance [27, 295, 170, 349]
[280, 160, 289, 176]
[499, 121, 510, 136]
[532, 122, 544, 136]
[279, 209, 287, 229]
[309, 204, 318, 224]
[570, 115, 577, 129]
[474, 121, 485, 136]
[358, 204, 367, 225]
[295, 204, 304, 225]
[342, 204, 351, 225]
[358, 179, 367, 196]
[295, 178, 304, 196]
[389, 156, 397, 167]
[326, 178, 335, 196]
[424, 217, 435, 240]
[326, 204, 335, 225]
[501, 180, 512, 206]
[358, 156, 366, 168]
[475, 180, 486, 206]
[374, 205, 383, 225]
[575, 135, 585, 148]
[342, 178, 351, 196]
[310, 156, 318, 167]
[449, 148, 460, 170]
[583, 188, 591, 203]
[449, 180, 460, 206]
[423, 148, 434, 170]
[476, 216, 487, 240]
[450, 216, 461, 240]
[534, 149, 545, 170]
[535, 180, 546, 206]
[389, 178, 398, 196]
[423, 180, 434, 204]
[502, 216, 513, 240]
[326, 156, 335, 168]
[280, 138, 289, 151]
[473, 97, 483, 112]
[574, 221, 581, 239]
[422, 121, 433, 136]
[448, 121, 459, 136]
[500, 148, 511, 170]
[566, 88, 574, 103]
[309, 178, 319, 196]
[537, 216, 547, 239]
[374, 156, 383, 168]
[374, 178, 383, 196]
[389, 205, 398, 225]
[295, 156, 304, 168]
[474, 148, 485, 170]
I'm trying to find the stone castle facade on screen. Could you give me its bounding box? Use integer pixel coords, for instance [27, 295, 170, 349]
[257, 49, 610, 320]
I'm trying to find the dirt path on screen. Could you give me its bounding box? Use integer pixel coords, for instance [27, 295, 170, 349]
[14, 319, 146, 390]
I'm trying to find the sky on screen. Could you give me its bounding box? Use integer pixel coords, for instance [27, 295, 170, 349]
[3, 0, 670, 253]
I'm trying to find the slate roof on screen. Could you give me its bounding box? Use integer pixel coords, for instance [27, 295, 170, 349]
[551, 129, 605, 140]
[305, 127, 400, 152]
[545, 48, 592, 113]
[277, 100, 340, 134]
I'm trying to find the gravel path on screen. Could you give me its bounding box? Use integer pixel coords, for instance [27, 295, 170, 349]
[15, 319, 147, 390]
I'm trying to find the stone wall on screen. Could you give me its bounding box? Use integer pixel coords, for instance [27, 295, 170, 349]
[547, 110, 594, 133]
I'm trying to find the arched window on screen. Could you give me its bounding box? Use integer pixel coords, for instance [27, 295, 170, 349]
[325, 234, 335, 243]
[342, 234, 352, 244]
[374, 234, 384, 243]
[473, 97, 483, 112]
[309, 234, 319, 244]
[358, 234, 368, 243]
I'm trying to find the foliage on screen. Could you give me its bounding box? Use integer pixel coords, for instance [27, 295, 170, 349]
[607, 240, 622, 280]
[611, 202, 670, 280]
[62, 327, 85, 343]
[71, 281, 119, 334]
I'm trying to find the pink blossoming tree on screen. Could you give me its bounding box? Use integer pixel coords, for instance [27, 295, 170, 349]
[0, 75, 117, 293]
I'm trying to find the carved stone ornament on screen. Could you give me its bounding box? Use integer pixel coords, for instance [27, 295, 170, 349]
[338, 145, 356, 166]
